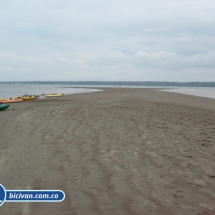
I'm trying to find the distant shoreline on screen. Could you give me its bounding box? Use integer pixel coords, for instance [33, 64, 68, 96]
[0, 81, 215, 87]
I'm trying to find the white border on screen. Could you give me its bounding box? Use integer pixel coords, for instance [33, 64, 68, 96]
[5, 190, 65, 202]
[0, 184, 6, 206]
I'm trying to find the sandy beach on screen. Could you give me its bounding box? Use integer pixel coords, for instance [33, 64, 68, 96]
[1, 88, 215, 215]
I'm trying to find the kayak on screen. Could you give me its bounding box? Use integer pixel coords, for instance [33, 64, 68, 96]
[21, 96, 36, 101]
[41, 93, 64, 97]
[0, 104, 10, 111]
[14, 97, 24, 101]
[21, 94, 40, 99]
[0, 99, 23, 104]
[17, 95, 37, 101]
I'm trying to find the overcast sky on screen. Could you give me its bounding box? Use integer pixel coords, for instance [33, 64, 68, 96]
[0, 0, 215, 81]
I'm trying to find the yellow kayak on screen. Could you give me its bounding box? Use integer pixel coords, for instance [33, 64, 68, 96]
[41, 93, 64, 97]
[17, 96, 36, 101]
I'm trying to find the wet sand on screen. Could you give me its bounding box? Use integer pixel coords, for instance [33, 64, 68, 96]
[0, 88, 215, 215]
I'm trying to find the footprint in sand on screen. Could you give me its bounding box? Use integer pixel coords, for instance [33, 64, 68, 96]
[174, 191, 185, 199]
[200, 203, 214, 211]
[198, 213, 211, 215]
[144, 200, 158, 208]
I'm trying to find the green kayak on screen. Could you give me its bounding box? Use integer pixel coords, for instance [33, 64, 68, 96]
[0, 104, 10, 111]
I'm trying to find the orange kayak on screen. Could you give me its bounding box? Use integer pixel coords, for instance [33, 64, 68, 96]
[0, 99, 23, 104]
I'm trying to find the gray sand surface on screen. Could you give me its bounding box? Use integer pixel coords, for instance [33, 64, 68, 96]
[0, 88, 215, 215]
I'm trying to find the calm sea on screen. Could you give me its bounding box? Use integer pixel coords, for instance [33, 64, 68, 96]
[0, 84, 100, 99]
[0, 84, 214, 100]
[79, 85, 215, 99]
[160, 87, 215, 100]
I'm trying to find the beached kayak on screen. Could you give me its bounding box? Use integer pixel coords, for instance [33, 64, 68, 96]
[21, 96, 36, 101]
[41, 93, 64, 97]
[0, 104, 10, 111]
[21, 94, 40, 99]
[17, 95, 37, 101]
[0, 99, 23, 103]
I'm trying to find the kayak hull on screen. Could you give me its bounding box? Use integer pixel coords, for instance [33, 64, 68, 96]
[21, 97, 36, 101]
[20, 95, 39, 100]
[0, 104, 10, 111]
[42, 93, 64, 97]
[0, 99, 23, 103]
[45, 95, 63, 97]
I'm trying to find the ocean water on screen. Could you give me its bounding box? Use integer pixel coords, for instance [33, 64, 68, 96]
[80, 85, 215, 99]
[0, 84, 214, 100]
[160, 87, 215, 100]
[0, 84, 100, 99]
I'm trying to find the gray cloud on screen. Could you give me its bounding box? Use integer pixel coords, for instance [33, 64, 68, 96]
[0, 0, 215, 81]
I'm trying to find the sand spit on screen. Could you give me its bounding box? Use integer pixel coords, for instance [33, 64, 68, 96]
[0, 88, 215, 215]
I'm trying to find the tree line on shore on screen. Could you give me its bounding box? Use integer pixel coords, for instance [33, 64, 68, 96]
[0, 81, 215, 87]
